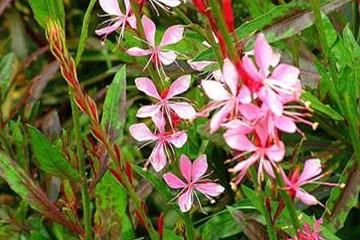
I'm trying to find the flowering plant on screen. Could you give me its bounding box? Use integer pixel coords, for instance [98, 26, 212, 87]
[0, 0, 359, 239]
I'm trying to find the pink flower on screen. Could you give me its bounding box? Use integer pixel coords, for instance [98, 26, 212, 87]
[129, 113, 187, 172]
[201, 58, 251, 133]
[223, 120, 285, 185]
[96, 0, 136, 39]
[135, 75, 196, 123]
[281, 159, 343, 207]
[126, 15, 184, 75]
[290, 219, 323, 240]
[163, 154, 224, 212]
[242, 33, 301, 116]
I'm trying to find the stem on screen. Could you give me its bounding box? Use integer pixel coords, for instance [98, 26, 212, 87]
[173, 9, 208, 40]
[70, 90, 92, 240]
[204, 19, 224, 67]
[249, 167, 277, 240]
[274, 168, 300, 232]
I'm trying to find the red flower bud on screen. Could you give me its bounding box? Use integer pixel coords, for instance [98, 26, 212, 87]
[157, 213, 164, 239]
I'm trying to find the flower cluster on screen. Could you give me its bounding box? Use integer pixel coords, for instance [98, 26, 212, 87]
[198, 33, 316, 186]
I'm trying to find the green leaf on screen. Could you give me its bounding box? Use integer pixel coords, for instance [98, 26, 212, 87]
[95, 172, 134, 240]
[29, 0, 65, 28]
[163, 229, 182, 240]
[28, 125, 80, 181]
[101, 65, 127, 145]
[301, 91, 343, 121]
[323, 156, 360, 231]
[75, 0, 97, 65]
[0, 151, 82, 234]
[241, 185, 262, 212]
[0, 53, 15, 95]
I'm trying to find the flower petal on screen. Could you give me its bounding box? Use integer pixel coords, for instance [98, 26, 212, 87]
[238, 85, 252, 104]
[158, 51, 177, 65]
[254, 33, 280, 77]
[166, 75, 191, 99]
[178, 189, 193, 212]
[258, 85, 283, 116]
[195, 182, 224, 197]
[187, 60, 214, 71]
[168, 131, 187, 148]
[163, 173, 186, 189]
[298, 158, 322, 184]
[274, 115, 297, 133]
[210, 104, 232, 133]
[160, 25, 184, 46]
[136, 104, 161, 118]
[296, 189, 319, 206]
[99, 0, 122, 15]
[157, 0, 182, 7]
[224, 130, 255, 151]
[242, 55, 261, 80]
[271, 64, 300, 86]
[201, 80, 231, 101]
[238, 103, 263, 121]
[129, 123, 157, 141]
[141, 15, 156, 45]
[126, 47, 152, 56]
[192, 155, 208, 181]
[222, 58, 238, 96]
[95, 21, 121, 36]
[265, 142, 285, 162]
[135, 77, 161, 100]
[179, 154, 192, 183]
[149, 142, 167, 172]
[169, 102, 196, 119]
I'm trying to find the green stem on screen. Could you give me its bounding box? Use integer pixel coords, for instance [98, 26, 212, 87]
[184, 214, 195, 240]
[75, 0, 97, 65]
[69, 90, 92, 240]
[249, 168, 277, 240]
[204, 19, 224, 67]
[173, 9, 208, 40]
[274, 168, 300, 232]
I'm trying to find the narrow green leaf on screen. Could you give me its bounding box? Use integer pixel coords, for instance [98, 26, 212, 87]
[29, 0, 65, 28]
[0, 52, 15, 95]
[0, 151, 83, 234]
[301, 91, 343, 121]
[323, 156, 360, 231]
[95, 172, 134, 240]
[28, 125, 80, 181]
[75, 0, 97, 65]
[101, 65, 127, 145]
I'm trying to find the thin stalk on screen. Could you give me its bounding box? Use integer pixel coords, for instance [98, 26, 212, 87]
[204, 19, 224, 67]
[249, 167, 277, 240]
[274, 168, 300, 231]
[70, 90, 92, 240]
[184, 213, 194, 240]
[173, 9, 208, 40]
[354, 0, 360, 42]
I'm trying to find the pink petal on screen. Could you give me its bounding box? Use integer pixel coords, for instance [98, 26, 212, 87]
[271, 64, 300, 86]
[192, 155, 208, 181]
[238, 85, 252, 104]
[158, 51, 177, 65]
[258, 85, 283, 116]
[254, 33, 280, 77]
[263, 160, 275, 178]
[179, 154, 192, 183]
[222, 58, 239, 96]
[129, 123, 157, 141]
[136, 104, 161, 118]
[141, 15, 156, 46]
[201, 80, 231, 101]
[187, 60, 214, 71]
[238, 103, 263, 121]
[168, 131, 187, 148]
[265, 142, 285, 162]
[160, 25, 184, 46]
[169, 102, 196, 119]
[178, 189, 193, 212]
[298, 158, 322, 184]
[195, 182, 224, 197]
[280, 167, 291, 186]
[124, 0, 131, 13]
[157, 0, 181, 7]
[163, 172, 186, 189]
[135, 77, 161, 100]
[222, 119, 253, 134]
[210, 104, 232, 133]
[95, 21, 121, 36]
[274, 115, 297, 133]
[166, 75, 191, 99]
[127, 14, 137, 29]
[99, 0, 122, 15]
[242, 55, 261, 80]
[232, 153, 259, 172]
[126, 47, 152, 56]
[223, 130, 255, 151]
[149, 142, 167, 172]
[296, 189, 319, 206]
[152, 112, 166, 133]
